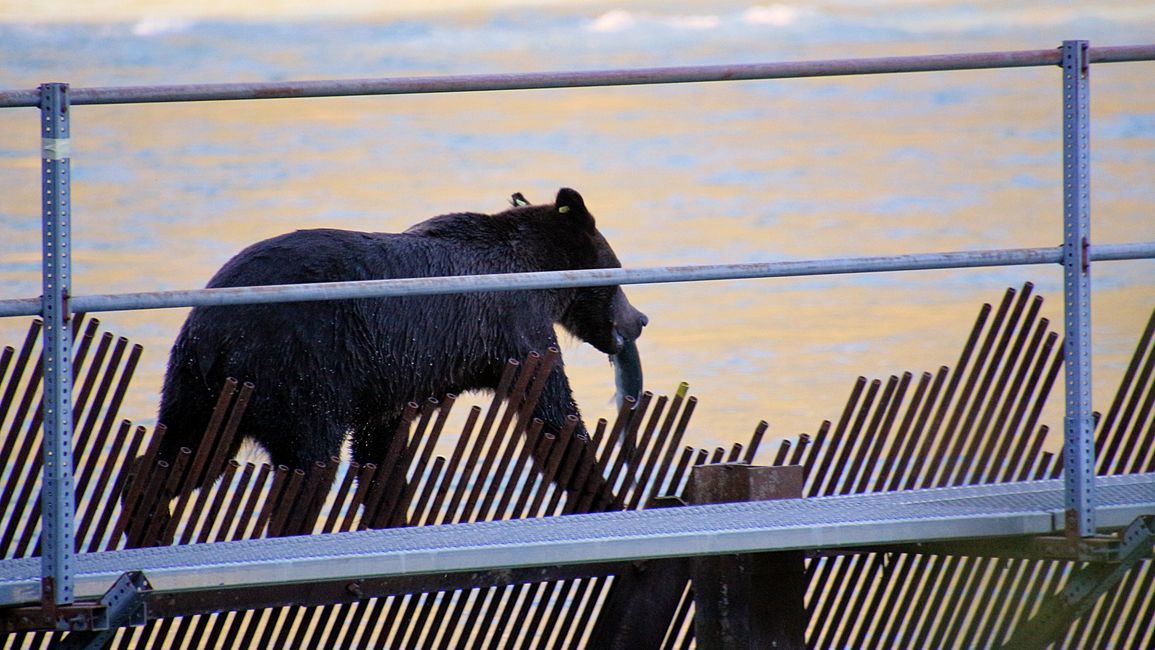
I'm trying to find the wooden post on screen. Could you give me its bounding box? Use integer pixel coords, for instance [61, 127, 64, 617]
[687, 463, 806, 650]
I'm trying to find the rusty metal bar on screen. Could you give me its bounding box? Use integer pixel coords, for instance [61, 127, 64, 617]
[628, 389, 685, 509]
[411, 456, 447, 527]
[891, 554, 947, 646]
[0, 333, 46, 557]
[217, 462, 256, 542]
[1107, 311, 1155, 475]
[360, 401, 417, 528]
[934, 288, 1016, 488]
[178, 385, 253, 544]
[560, 421, 602, 514]
[443, 359, 523, 524]
[982, 315, 1053, 484]
[828, 377, 878, 496]
[563, 576, 609, 648]
[1011, 337, 1065, 482]
[853, 374, 908, 494]
[1000, 333, 1060, 483]
[833, 554, 886, 649]
[205, 382, 253, 487]
[426, 406, 481, 526]
[142, 447, 188, 546]
[253, 468, 307, 647]
[268, 469, 306, 537]
[538, 578, 583, 648]
[71, 333, 116, 505]
[512, 425, 563, 521]
[1114, 563, 1155, 648]
[0, 320, 41, 429]
[193, 460, 239, 543]
[605, 395, 651, 510]
[912, 555, 963, 647]
[65, 321, 103, 459]
[385, 398, 443, 527]
[955, 287, 1040, 486]
[1099, 307, 1155, 473]
[233, 462, 274, 541]
[654, 398, 697, 501]
[813, 555, 866, 647]
[877, 371, 930, 492]
[525, 429, 568, 519]
[75, 420, 131, 551]
[968, 558, 1032, 645]
[0, 347, 13, 409]
[1131, 379, 1155, 474]
[9, 321, 97, 557]
[123, 459, 170, 549]
[249, 464, 290, 540]
[422, 382, 543, 650]
[874, 553, 928, 646]
[959, 288, 1035, 485]
[409, 398, 456, 517]
[860, 373, 910, 493]
[85, 424, 145, 553]
[978, 297, 1047, 481]
[492, 420, 545, 521]
[405, 590, 447, 649]
[809, 378, 862, 497]
[477, 414, 537, 522]
[935, 556, 993, 645]
[620, 396, 665, 508]
[870, 553, 923, 646]
[788, 433, 810, 467]
[912, 300, 990, 489]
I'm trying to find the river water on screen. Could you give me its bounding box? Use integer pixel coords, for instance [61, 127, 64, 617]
[2, 1, 1154, 458]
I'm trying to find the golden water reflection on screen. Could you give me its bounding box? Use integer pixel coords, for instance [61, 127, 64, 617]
[1, 17, 1153, 461]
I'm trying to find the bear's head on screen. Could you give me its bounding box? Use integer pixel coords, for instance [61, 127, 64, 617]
[547, 187, 649, 356]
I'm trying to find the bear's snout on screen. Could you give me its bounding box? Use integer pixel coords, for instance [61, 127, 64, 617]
[616, 307, 648, 346]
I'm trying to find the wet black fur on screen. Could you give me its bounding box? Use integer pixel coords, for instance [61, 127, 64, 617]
[155, 188, 647, 495]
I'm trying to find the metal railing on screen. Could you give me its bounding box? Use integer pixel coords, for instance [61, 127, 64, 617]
[2, 40, 1154, 609]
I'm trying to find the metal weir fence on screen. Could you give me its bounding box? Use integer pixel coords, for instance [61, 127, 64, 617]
[2, 285, 1154, 648]
[0, 39, 1153, 631]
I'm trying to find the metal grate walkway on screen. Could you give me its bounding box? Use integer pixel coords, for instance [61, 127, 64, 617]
[2, 473, 1152, 607]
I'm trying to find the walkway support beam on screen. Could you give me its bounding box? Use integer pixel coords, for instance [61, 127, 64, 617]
[1062, 40, 1095, 538]
[38, 82, 76, 607]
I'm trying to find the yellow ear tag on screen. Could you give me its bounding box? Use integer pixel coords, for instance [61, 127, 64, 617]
[558, 205, 571, 214]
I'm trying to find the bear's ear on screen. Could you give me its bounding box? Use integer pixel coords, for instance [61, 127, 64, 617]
[555, 187, 595, 229]
[510, 192, 530, 207]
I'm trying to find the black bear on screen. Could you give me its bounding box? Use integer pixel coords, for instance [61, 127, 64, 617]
[153, 187, 647, 525]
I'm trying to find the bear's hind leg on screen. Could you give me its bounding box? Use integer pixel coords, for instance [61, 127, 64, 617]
[251, 413, 347, 536]
[349, 412, 410, 529]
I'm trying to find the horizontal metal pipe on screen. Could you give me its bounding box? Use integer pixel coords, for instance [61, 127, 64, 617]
[1, 45, 1153, 108]
[0, 242, 1151, 318]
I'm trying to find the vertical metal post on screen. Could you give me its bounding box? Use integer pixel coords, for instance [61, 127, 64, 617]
[39, 82, 76, 606]
[1061, 41, 1095, 538]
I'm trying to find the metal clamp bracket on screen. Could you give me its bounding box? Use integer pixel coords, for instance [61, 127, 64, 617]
[1001, 516, 1154, 649]
[0, 571, 151, 638]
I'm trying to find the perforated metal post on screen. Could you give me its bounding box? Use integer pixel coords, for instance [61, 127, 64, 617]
[39, 82, 76, 606]
[1061, 41, 1095, 538]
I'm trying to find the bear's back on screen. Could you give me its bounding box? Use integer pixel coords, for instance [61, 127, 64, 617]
[207, 228, 439, 288]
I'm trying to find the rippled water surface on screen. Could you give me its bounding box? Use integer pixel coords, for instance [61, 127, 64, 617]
[2, 1, 1154, 456]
